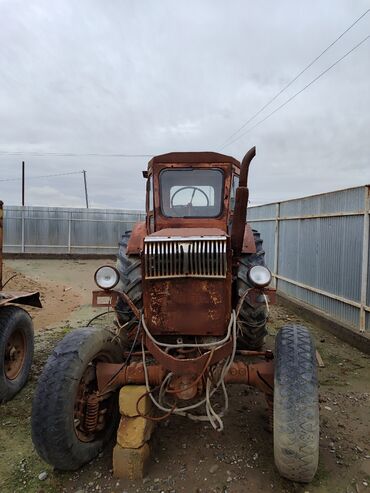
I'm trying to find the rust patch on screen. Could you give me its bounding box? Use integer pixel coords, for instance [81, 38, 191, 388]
[143, 277, 231, 336]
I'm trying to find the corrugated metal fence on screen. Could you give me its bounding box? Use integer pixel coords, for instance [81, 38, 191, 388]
[3, 206, 146, 255]
[3, 185, 370, 333]
[248, 185, 370, 333]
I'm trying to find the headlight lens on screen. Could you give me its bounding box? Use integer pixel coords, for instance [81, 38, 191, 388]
[248, 265, 272, 287]
[94, 266, 119, 290]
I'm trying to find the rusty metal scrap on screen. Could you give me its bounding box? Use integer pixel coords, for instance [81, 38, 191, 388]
[0, 201, 42, 308]
[0, 291, 42, 308]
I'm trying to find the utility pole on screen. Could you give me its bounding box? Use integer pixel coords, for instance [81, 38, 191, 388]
[21, 161, 25, 253]
[82, 170, 89, 208]
[22, 161, 25, 206]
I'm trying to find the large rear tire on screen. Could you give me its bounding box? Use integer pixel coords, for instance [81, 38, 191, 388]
[236, 230, 268, 349]
[115, 233, 142, 328]
[31, 327, 123, 470]
[0, 305, 34, 403]
[274, 324, 319, 482]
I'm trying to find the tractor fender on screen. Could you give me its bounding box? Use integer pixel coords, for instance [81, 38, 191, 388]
[126, 222, 147, 255]
[242, 224, 257, 254]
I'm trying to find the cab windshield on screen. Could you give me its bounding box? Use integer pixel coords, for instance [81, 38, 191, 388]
[160, 168, 223, 218]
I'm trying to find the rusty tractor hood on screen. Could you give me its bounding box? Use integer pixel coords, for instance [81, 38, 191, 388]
[148, 227, 228, 239]
[142, 228, 231, 337]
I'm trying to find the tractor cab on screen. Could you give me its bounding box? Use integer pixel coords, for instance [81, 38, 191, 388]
[144, 152, 240, 234]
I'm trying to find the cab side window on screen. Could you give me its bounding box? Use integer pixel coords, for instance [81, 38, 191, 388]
[147, 175, 154, 232]
[230, 174, 239, 210]
[148, 175, 154, 211]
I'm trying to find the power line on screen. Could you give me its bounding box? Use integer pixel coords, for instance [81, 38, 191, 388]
[220, 8, 370, 149]
[221, 35, 369, 149]
[0, 151, 153, 158]
[0, 170, 83, 182]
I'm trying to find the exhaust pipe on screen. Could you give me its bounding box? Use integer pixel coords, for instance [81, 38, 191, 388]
[231, 146, 256, 259]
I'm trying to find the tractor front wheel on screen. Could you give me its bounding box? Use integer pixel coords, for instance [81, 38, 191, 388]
[31, 327, 124, 470]
[273, 324, 319, 482]
[0, 305, 34, 403]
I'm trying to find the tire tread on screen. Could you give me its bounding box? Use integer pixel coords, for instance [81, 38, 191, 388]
[236, 230, 268, 349]
[0, 305, 34, 402]
[31, 327, 122, 470]
[115, 234, 142, 326]
[274, 324, 319, 482]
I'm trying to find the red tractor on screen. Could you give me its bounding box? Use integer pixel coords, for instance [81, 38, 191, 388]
[32, 149, 319, 482]
[0, 201, 42, 403]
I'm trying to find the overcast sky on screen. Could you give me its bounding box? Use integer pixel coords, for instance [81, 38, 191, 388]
[0, 1, 369, 210]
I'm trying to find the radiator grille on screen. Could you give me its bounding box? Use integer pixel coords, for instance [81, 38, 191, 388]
[144, 236, 227, 279]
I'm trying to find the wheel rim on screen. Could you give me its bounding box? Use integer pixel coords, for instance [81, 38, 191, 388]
[73, 352, 116, 443]
[5, 328, 27, 380]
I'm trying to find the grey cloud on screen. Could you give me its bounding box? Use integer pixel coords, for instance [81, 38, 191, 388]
[0, 0, 369, 209]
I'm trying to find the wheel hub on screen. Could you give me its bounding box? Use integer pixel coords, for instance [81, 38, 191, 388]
[5, 329, 26, 380]
[73, 356, 114, 443]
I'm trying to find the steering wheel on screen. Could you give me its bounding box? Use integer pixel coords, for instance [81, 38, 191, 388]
[170, 186, 210, 208]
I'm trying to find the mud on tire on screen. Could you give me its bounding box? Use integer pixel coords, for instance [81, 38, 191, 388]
[274, 324, 319, 482]
[31, 327, 123, 470]
[0, 305, 34, 403]
[236, 230, 268, 349]
[115, 233, 142, 328]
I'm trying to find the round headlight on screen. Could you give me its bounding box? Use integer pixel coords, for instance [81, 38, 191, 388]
[248, 265, 272, 288]
[94, 266, 119, 290]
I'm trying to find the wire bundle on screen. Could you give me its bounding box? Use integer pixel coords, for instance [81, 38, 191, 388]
[140, 311, 237, 431]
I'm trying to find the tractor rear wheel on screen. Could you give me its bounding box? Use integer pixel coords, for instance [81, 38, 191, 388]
[0, 305, 34, 403]
[274, 324, 319, 482]
[31, 327, 124, 470]
[115, 233, 142, 329]
[236, 230, 268, 349]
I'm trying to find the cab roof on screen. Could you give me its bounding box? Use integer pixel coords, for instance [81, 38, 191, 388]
[148, 152, 240, 167]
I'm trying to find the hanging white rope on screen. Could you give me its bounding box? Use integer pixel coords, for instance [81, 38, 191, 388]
[140, 311, 237, 431]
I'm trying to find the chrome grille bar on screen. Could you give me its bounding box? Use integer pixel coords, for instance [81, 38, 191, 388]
[144, 236, 227, 279]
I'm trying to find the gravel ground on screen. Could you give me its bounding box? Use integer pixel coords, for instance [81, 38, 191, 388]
[0, 259, 369, 493]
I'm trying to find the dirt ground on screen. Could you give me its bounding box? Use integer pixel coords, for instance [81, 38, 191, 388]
[0, 259, 369, 493]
